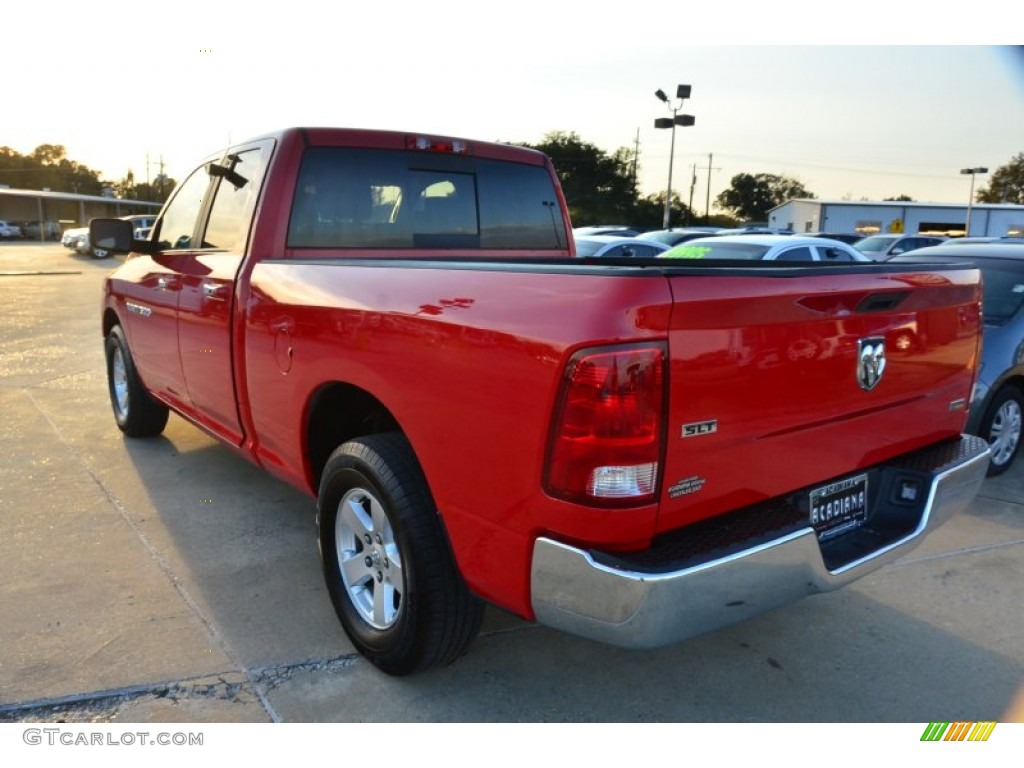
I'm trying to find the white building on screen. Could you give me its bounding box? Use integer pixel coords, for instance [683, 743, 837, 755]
[768, 199, 1024, 238]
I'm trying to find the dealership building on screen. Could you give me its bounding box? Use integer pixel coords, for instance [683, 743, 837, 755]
[768, 199, 1024, 238]
[0, 187, 161, 240]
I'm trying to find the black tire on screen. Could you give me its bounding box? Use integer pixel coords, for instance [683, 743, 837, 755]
[104, 326, 169, 437]
[979, 385, 1022, 476]
[318, 433, 483, 675]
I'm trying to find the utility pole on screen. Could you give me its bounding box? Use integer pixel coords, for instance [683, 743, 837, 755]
[704, 153, 722, 223]
[632, 127, 640, 193]
[687, 163, 697, 226]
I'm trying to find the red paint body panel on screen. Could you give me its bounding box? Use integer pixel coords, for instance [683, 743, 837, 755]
[658, 270, 980, 533]
[243, 262, 670, 609]
[102, 127, 982, 622]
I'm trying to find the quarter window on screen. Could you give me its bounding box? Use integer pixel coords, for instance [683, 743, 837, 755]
[775, 246, 814, 262]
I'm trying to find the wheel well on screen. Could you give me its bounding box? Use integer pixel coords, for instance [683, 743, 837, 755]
[988, 376, 1024, 410]
[306, 383, 401, 490]
[102, 309, 120, 337]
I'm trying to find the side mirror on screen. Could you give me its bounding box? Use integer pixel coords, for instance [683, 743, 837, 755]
[90, 218, 156, 255]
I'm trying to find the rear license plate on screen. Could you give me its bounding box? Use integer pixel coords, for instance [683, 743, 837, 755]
[810, 474, 868, 540]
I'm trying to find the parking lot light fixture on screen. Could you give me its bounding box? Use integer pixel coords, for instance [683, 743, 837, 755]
[654, 84, 695, 229]
[960, 167, 988, 235]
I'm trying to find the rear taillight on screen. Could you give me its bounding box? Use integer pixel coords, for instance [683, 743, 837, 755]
[545, 343, 667, 507]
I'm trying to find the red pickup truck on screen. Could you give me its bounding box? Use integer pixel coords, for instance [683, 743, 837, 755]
[93, 128, 991, 675]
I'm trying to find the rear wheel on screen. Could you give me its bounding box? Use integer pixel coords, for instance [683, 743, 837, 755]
[105, 326, 169, 437]
[980, 386, 1022, 476]
[318, 433, 483, 675]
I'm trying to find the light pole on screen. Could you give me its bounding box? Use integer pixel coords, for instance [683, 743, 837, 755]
[960, 166, 988, 235]
[654, 85, 695, 229]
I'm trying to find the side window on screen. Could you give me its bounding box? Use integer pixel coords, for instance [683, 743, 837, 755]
[202, 149, 266, 251]
[818, 246, 853, 262]
[775, 246, 814, 262]
[634, 244, 666, 258]
[155, 167, 211, 250]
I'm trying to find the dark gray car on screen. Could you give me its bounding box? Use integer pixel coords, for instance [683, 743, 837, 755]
[856, 233, 947, 260]
[890, 243, 1024, 475]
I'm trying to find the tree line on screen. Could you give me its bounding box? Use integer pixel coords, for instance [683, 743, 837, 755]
[518, 133, 1024, 227]
[3, 139, 1023, 225]
[0, 145, 176, 203]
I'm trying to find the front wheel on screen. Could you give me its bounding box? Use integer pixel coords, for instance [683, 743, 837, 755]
[318, 433, 483, 675]
[104, 326, 169, 437]
[979, 385, 1022, 476]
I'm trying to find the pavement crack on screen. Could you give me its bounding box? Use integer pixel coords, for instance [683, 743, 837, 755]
[18, 388, 283, 723]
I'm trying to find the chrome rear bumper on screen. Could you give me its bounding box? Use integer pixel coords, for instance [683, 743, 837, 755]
[531, 435, 990, 648]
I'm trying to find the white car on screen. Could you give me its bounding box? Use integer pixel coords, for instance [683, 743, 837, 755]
[61, 226, 90, 251]
[123, 215, 157, 239]
[62, 215, 157, 258]
[575, 235, 670, 259]
[662, 234, 872, 262]
[0, 220, 23, 240]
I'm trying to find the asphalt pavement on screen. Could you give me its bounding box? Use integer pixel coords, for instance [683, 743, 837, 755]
[1, 242, 1021, 723]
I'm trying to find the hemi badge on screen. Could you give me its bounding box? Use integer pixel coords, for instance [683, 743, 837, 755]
[682, 420, 718, 438]
[949, 398, 967, 412]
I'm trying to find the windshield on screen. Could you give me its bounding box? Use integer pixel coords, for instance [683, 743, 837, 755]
[854, 236, 895, 253]
[575, 240, 608, 257]
[661, 241, 771, 260]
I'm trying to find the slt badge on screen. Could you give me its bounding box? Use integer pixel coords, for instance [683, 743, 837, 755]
[857, 337, 886, 392]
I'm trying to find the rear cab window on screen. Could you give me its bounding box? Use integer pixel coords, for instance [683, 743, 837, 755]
[286, 148, 568, 252]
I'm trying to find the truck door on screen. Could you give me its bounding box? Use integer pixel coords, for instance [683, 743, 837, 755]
[116, 166, 215, 411]
[176, 145, 270, 445]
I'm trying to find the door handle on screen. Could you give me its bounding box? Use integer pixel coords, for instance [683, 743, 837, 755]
[202, 282, 228, 300]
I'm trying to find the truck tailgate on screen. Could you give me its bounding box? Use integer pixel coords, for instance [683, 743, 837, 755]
[657, 264, 981, 534]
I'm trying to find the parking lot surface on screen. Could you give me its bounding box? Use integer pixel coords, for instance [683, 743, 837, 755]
[1, 243, 1022, 723]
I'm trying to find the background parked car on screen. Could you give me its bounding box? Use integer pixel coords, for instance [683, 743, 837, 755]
[61, 226, 91, 254]
[889, 242, 1024, 475]
[572, 225, 641, 238]
[805, 232, 864, 244]
[715, 226, 794, 235]
[854, 233, 946, 260]
[574, 235, 670, 258]
[62, 215, 157, 258]
[636, 228, 721, 247]
[123, 215, 157, 239]
[662, 234, 871, 262]
[18, 220, 62, 241]
[0, 220, 23, 239]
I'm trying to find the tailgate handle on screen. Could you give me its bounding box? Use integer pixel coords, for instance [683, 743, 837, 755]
[798, 291, 911, 315]
[855, 291, 910, 313]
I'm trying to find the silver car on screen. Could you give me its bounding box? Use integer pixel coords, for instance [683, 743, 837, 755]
[890, 243, 1024, 475]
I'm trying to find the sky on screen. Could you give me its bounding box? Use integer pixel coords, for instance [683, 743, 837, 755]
[4, 4, 1023, 214]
